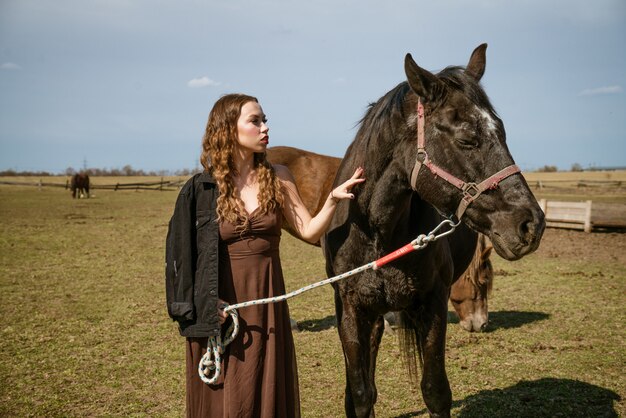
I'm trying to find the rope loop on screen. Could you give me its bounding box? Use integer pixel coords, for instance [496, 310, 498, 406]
[198, 307, 239, 385]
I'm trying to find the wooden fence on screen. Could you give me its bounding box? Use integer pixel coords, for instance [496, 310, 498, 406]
[539, 199, 592, 232]
[0, 178, 186, 191]
[530, 180, 624, 189]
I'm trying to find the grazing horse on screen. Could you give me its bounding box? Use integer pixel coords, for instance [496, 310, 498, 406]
[323, 44, 545, 417]
[449, 233, 493, 332]
[71, 173, 90, 199]
[267, 145, 495, 332]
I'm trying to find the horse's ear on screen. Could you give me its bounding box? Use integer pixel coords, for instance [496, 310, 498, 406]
[466, 43, 487, 81]
[404, 53, 445, 103]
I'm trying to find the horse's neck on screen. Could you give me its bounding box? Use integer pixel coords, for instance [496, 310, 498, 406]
[359, 161, 442, 248]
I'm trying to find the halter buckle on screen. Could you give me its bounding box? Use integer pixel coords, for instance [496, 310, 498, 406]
[416, 149, 427, 163]
[462, 182, 480, 202]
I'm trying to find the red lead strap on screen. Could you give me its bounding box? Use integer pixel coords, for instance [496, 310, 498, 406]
[373, 243, 416, 270]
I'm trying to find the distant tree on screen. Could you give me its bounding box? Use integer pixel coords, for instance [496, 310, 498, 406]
[122, 165, 133, 176]
[175, 168, 195, 176]
[0, 169, 51, 176]
[570, 163, 583, 172]
[536, 165, 558, 173]
[65, 167, 76, 176]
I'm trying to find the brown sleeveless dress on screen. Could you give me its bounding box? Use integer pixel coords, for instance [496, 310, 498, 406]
[185, 207, 301, 418]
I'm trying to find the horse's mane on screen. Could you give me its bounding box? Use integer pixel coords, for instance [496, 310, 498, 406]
[464, 234, 494, 292]
[437, 66, 498, 115]
[346, 65, 499, 181]
[362, 65, 497, 125]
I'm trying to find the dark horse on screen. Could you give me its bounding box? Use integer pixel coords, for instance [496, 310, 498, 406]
[323, 44, 545, 417]
[267, 145, 494, 332]
[70, 173, 90, 198]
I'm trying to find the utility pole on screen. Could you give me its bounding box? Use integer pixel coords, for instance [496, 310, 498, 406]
[82, 157, 88, 172]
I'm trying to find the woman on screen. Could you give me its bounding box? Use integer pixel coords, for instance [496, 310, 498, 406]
[166, 93, 364, 417]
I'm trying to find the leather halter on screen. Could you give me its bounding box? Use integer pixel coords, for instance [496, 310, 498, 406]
[409, 98, 521, 220]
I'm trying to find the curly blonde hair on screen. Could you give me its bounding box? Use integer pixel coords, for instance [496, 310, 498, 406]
[200, 94, 283, 228]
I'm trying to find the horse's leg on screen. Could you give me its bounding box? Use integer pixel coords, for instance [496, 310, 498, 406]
[335, 289, 380, 418]
[368, 314, 385, 409]
[419, 283, 452, 418]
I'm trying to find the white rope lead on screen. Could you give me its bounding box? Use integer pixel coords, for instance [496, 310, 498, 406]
[198, 218, 460, 385]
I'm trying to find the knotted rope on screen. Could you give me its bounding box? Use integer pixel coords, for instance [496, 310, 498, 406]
[199, 218, 459, 385]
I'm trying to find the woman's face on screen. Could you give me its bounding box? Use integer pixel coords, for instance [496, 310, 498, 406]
[236, 101, 269, 154]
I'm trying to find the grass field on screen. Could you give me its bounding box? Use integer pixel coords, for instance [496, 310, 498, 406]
[1, 180, 624, 417]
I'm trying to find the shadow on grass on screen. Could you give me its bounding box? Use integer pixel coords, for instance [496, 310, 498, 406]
[297, 315, 336, 332]
[456, 378, 620, 418]
[486, 310, 550, 331]
[394, 378, 620, 418]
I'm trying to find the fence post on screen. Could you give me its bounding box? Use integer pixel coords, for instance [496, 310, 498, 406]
[38, 178, 42, 191]
[583, 200, 592, 233]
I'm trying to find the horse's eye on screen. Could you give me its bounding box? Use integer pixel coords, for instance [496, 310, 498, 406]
[457, 138, 479, 148]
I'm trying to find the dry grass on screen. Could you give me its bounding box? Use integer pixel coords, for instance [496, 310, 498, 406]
[0, 185, 623, 417]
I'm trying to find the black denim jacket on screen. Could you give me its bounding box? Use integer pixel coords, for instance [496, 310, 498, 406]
[165, 172, 221, 337]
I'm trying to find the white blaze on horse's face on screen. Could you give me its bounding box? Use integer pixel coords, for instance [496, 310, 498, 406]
[477, 108, 499, 137]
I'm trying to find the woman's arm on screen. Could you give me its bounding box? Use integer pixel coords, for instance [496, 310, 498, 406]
[275, 164, 365, 244]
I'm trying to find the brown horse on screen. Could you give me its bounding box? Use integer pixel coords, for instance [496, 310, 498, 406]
[323, 45, 544, 417]
[266, 145, 495, 332]
[449, 233, 493, 332]
[70, 173, 90, 199]
[266, 146, 341, 241]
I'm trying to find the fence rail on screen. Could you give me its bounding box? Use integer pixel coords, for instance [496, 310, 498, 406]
[539, 199, 592, 232]
[0, 178, 187, 191]
[530, 180, 624, 189]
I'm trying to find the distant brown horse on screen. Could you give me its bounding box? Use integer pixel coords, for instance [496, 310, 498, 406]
[266, 145, 495, 332]
[70, 173, 90, 198]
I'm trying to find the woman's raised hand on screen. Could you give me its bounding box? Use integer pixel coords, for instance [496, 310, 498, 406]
[330, 167, 365, 202]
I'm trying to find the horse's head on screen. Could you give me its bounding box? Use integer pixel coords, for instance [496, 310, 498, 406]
[450, 235, 493, 332]
[403, 44, 545, 260]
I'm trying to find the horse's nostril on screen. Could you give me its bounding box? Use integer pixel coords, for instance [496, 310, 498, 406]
[479, 321, 488, 332]
[520, 218, 531, 237]
[518, 213, 538, 245]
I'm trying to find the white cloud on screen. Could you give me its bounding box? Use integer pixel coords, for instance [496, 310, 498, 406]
[578, 85, 623, 96]
[1, 62, 21, 70]
[187, 76, 220, 88]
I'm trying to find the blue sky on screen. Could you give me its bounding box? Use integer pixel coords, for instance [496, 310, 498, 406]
[1, 0, 624, 173]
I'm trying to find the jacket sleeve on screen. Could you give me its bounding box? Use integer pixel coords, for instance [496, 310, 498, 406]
[165, 179, 196, 322]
